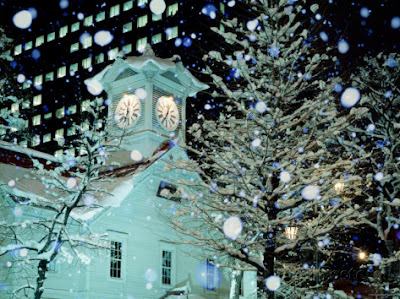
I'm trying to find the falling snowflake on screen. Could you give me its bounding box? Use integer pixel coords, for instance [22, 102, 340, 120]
[366, 123, 375, 133]
[59, 0, 69, 9]
[131, 150, 143, 162]
[149, 0, 166, 15]
[13, 10, 33, 29]
[135, 88, 147, 99]
[86, 79, 103, 96]
[265, 275, 281, 291]
[94, 30, 114, 46]
[17, 74, 25, 83]
[279, 171, 291, 183]
[374, 172, 384, 181]
[223, 216, 243, 240]
[251, 138, 261, 147]
[255, 101, 268, 113]
[340, 87, 360, 108]
[360, 7, 370, 18]
[19, 248, 28, 257]
[372, 253, 382, 265]
[144, 268, 158, 282]
[268, 46, 280, 57]
[66, 177, 77, 189]
[319, 31, 328, 42]
[391, 17, 400, 29]
[301, 185, 320, 201]
[246, 19, 259, 31]
[338, 39, 350, 54]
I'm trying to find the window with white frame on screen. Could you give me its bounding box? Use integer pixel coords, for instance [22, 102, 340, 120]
[161, 250, 172, 285]
[33, 94, 42, 106]
[70, 42, 79, 53]
[110, 4, 120, 18]
[32, 115, 41, 126]
[96, 11, 105, 22]
[58, 66, 66, 78]
[123, 22, 132, 33]
[166, 3, 178, 17]
[47, 32, 55, 42]
[137, 15, 148, 28]
[123, 0, 133, 11]
[110, 241, 122, 278]
[34, 75, 43, 86]
[84, 15, 93, 26]
[82, 57, 92, 69]
[166, 26, 178, 40]
[151, 33, 162, 45]
[59, 25, 68, 38]
[14, 44, 22, 56]
[25, 41, 32, 50]
[45, 72, 54, 82]
[136, 37, 147, 53]
[71, 22, 80, 32]
[35, 35, 44, 47]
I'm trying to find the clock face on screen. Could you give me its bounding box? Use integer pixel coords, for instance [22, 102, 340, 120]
[156, 96, 179, 131]
[114, 94, 141, 128]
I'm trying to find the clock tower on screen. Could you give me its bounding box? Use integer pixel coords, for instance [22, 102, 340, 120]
[84, 45, 208, 158]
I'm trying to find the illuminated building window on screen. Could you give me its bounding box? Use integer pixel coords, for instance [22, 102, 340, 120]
[33, 94, 42, 106]
[22, 81, 31, 89]
[138, 0, 148, 7]
[24, 120, 29, 128]
[123, 1, 133, 11]
[110, 5, 120, 18]
[25, 41, 32, 51]
[22, 100, 30, 109]
[152, 13, 162, 21]
[32, 135, 41, 146]
[70, 42, 79, 53]
[82, 36, 92, 49]
[35, 35, 44, 47]
[137, 15, 148, 28]
[45, 72, 54, 82]
[122, 44, 132, 54]
[43, 133, 51, 143]
[47, 32, 55, 42]
[58, 66, 66, 78]
[32, 115, 41, 126]
[82, 57, 92, 69]
[55, 128, 64, 140]
[96, 11, 105, 22]
[123, 22, 132, 33]
[84, 15, 93, 27]
[136, 37, 147, 52]
[166, 26, 178, 40]
[108, 48, 119, 60]
[67, 127, 76, 136]
[44, 112, 52, 120]
[11, 103, 19, 113]
[220, 2, 225, 14]
[59, 25, 68, 38]
[81, 100, 90, 112]
[95, 53, 104, 64]
[71, 22, 80, 32]
[54, 149, 63, 158]
[70, 63, 78, 74]
[67, 105, 77, 115]
[56, 107, 65, 119]
[14, 44, 22, 56]
[166, 3, 178, 17]
[34, 75, 43, 86]
[151, 33, 162, 45]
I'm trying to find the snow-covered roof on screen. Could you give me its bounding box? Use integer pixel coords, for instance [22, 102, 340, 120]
[86, 44, 209, 97]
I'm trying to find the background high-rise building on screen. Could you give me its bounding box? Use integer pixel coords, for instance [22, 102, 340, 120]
[0, 0, 227, 156]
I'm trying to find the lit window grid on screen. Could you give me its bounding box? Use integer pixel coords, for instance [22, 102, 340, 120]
[55, 128, 64, 140]
[59, 26, 68, 38]
[166, 3, 179, 17]
[25, 41, 33, 51]
[110, 5, 120, 18]
[71, 22, 80, 32]
[35, 35, 44, 47]
[43, 133, 51, 143]
[166, 26, 178, 41]
[138, 0, 148, 7]
[152, 33, 162, 45]
[123, 1, 133, 11]
[137, 15, 148, 28]
[56, 107, 65, 119]
[161, 250, 172, 285]
[96, 11, 106, 22]
[123, 22, 133, 33]
[71, 42, 79, 53]
[33, 95, 42, 106]
[82, 57, 92, 69]
[34, 75, 43, 86]
[110, 241, 122, 278]
[32, 115, 41, 126]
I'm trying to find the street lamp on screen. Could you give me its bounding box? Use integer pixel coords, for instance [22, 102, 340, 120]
[334, 181, 345, 193]
[358, 251, 367, 260]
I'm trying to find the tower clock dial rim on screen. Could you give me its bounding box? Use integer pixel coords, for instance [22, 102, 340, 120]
[156, 96, 179, 131]
[114, 94, 141, 129]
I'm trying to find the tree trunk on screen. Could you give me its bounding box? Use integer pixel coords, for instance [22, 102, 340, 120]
[34, 260, 47, 299]
[257, 244, 275, 298]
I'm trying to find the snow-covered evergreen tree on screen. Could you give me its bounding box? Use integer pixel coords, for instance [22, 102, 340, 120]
[164, 0, 374, 297]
